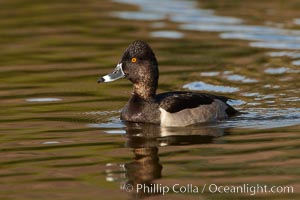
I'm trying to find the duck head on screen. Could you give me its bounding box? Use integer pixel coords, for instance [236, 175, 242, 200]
[98, 40, 159, 99]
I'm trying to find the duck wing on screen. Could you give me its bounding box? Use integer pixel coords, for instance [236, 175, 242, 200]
[156, 91, 238, 116]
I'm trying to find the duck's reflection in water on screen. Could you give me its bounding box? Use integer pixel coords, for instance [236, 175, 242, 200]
[124, 146, 162, 198]
[106, 122, 228, 198]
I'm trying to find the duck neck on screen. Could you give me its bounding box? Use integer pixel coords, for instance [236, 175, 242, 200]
[133, 82, 157, 100]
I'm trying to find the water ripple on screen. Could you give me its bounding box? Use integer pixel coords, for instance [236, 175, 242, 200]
[150, 31, 184, 39]
[264, 67, 299, 74]
[268, 51, 300, 58]
[111, 0, 300, 70]
[292, 60, 300, 66]
[112, 11, 165, 21]
[183, 81, 239, 93]
[250, 42, 300, 50]
[200, 71, 220, 77]
[294, 18, 300, 25]
[26, 98, 62, 102]
[224, 74, 258, 83]
[220, 108, 300, 129]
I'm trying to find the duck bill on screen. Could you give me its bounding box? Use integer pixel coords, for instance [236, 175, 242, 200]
[97, 63, 125, 83]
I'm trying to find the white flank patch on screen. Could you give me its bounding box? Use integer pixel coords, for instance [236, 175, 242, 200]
[159, 99, 228, 127]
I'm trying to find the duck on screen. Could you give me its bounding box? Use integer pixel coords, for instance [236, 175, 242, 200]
[98, 40, 238, 127]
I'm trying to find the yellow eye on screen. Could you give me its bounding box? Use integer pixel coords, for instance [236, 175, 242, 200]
[131, 57, 137, 63]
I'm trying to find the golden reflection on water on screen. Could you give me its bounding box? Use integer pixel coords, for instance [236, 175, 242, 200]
[104, 123, 300, 199]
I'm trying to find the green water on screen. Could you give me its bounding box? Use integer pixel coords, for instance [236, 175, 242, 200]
[0, 0, 299, 199]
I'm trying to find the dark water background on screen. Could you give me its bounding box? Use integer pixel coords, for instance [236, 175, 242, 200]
[0, 0, 299, 199]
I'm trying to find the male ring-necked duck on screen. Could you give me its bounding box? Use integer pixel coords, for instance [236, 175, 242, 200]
[98, 40, 238, 127]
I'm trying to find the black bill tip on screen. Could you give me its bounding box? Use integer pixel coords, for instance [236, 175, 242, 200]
[97, 77, 105, 83]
